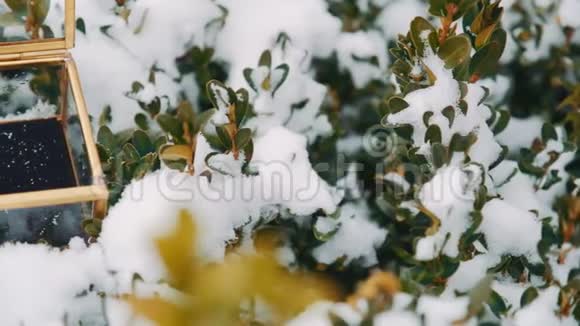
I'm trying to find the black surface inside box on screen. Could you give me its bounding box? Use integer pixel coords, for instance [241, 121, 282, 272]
[0, 118, 76, 194]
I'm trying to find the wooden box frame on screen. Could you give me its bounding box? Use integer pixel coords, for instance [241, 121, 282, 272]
[0, 0, 108, 218]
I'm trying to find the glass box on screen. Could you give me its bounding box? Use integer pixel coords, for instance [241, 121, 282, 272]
[0, 0, 107, 245]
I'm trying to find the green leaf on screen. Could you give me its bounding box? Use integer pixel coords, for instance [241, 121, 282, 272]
[132, 130, 154, 157]
[467, 275, 494, 317]
[76, 18, 86, 34]
[541, 123, 558, 143]
[235, 128, 252, 150]
[134, 153, 158, 180]
[428, 0, 446, 17]
[194, 109, 216, 133]
[453, 57, 472, 81]
[313, 221, 341, 242]
[459, 100, 468, 115]
[99, 105, 112, 127]
[131, 81, 145, 94]
[272, 64, 290, 97]
[470, 41, 503, 78]
[82, 218, 102, 238]
[425, 125, 442, 144]
[479, 86, 490, 105]
[423, 111, 434, 127]
[489, 145, 508, 170]
[394, 124, 414, 141]
[97, 126, 116, 149]
[203, 132, 227, 152]
[258, 50, 272, 68]
[235, 89, 249, 126]
[243, 68, 258, 92]
[518, 160, 545, 177]
[156, 114, 184, 142]
[154, 135, 168, 150]
[492, 110, 510, 135]
[206, 80, 231, 111]
[242, 138, 254, 164]
[392, 59, 412, 77]
[122, 143, 141, 164]
[490, 28, 507, 56]
[135, 113, 149, 130]
[520, 287, 539, 308]
[96, 143, 111, 165]
[388, 96, 410, 114]
[215, 125, 232, 150]
[438, 35, 471, 69]
[541, 170, 562, 190]
[450, 132, 477, 152]
[474, 185, 488, 211]
[139, 97, 161, 118]
[442, 106, 455, 127]
[459, 82, 469, 99]
[431, 143, 448, 169]
[487, 290, 508, 318]
[410, 17, 436, 56]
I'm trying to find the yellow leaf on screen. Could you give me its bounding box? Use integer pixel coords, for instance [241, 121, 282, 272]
[419, 204, 441, 236]
[129, 210, 339, 324]
[155, 209, 197, 291]
[347, 271, 400, 308]
[127, 296, 189, 326]
[475, 23, 497, 49]
[160, 144, 193, 161]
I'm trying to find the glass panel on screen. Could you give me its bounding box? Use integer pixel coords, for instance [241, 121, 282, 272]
[0, 0, 66, 42]
[65, 80, 94, 186]
[0, 201, 91, 245]
[0, 63, 64, 118]
[0, 62, 75, 193]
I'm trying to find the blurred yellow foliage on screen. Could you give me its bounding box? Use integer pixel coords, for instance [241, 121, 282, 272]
[347, 270, 401, 310]
[128, 209, 339, 325]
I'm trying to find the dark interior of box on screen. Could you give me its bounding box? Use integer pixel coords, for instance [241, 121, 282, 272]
[0, 118, 77, 194]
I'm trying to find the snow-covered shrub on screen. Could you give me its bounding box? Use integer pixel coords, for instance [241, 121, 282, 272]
[0, 0, 579, 325]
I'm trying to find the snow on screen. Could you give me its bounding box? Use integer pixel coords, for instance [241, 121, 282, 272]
[548, 244, 580, 285]
[512, 286, 576, 326]
[480, 199, 542, 259]
[385, 53, 502, 168]
[287, 302, 362, 326]
[312, 201, 387, 267]
[414, 165, 481, 261]
[374, 311, 421, 326]
[416, 296, 472, 326]
[377, 0, 428, 41]
[559, 0, 580, 28]
[214, 0, 341, 89]
[336, 31, 388, 88]
[100, 125, 337, 290]
[496, 116, 544, 153]
[235, 38, 334, 143]
[476, 75, 511, 106]
[0, 101, 57, 122]
[444, 254, 501, 295]
[0, 242, 109, 325]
